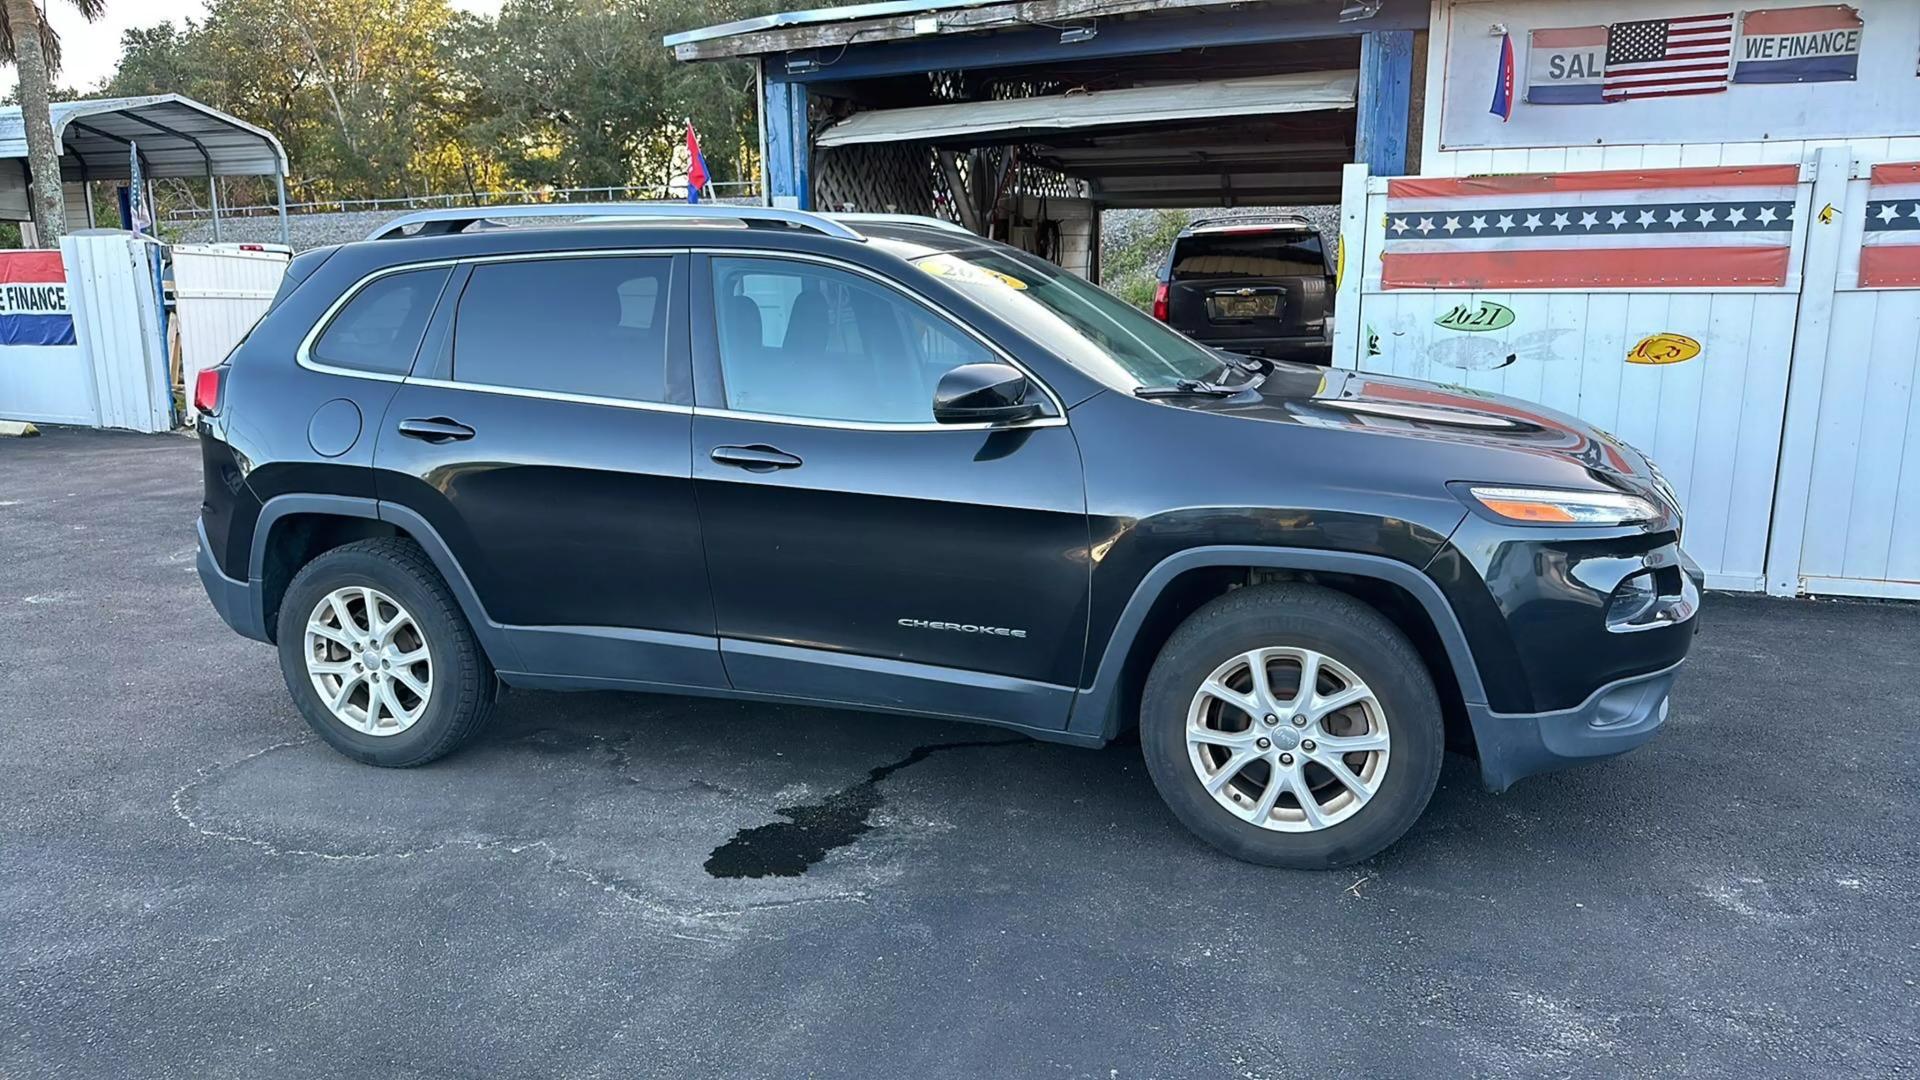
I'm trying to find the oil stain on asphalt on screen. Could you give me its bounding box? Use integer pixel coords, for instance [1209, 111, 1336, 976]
[704, 739, 1024, 879]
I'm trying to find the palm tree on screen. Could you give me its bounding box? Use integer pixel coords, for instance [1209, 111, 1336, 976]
[1, 0, 104, 247]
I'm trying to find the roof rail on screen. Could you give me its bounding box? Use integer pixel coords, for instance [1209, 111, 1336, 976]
[828, 212, 974, 235]
[1187, 212, 1315, 232]
[364, 202, 866, 242]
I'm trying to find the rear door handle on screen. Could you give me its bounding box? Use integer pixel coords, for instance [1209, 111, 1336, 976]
[396, 417, 476, 443]
[709, 444, 803, 471]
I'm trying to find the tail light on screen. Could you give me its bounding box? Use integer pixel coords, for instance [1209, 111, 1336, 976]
[1151, 281, 1169, 321]
[193, 366, 226, 416]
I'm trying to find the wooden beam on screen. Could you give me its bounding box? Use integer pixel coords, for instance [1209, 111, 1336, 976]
[672, 0, 1258, 62]
[1354, 29, 1413, 176]
[935, 150, 983, 233]
[762, 69, 812, 207]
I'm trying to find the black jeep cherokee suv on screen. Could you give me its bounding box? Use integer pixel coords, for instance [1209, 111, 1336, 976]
[195, 204, 1701, 868]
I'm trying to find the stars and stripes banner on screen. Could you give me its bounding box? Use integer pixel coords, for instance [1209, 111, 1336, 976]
[1734, 5, 1864, 83]
[1603, 12, 1735, 100]
[1861, 163, 1920, 288]
[1527, 25, 1609, 105]
[0, 251, 74, 346]
[1381, 165, 1800, 290]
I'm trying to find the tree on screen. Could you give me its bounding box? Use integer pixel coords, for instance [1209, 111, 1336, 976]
[1, 0, 103, 246]
[444, 0, 776, 195]
[108, 0, 481, 204]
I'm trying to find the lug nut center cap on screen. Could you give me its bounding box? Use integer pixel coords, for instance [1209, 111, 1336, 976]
[1270, 728, 1302, 752]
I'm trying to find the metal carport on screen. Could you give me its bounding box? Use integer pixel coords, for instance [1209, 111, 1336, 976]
[667, 0, 1426, 230]
[0, 94, 293, 244]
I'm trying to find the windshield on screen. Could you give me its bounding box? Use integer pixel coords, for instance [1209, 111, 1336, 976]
[879, 241, 1227, 390]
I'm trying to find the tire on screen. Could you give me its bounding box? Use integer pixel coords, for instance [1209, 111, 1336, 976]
[275, 537, 495, 767]
[1139, 583, 1444, 869]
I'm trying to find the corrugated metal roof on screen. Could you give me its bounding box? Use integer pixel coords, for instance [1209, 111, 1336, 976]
[814, 70, 1356, 146]
[0, 95, 289, 180]
[663, 0, 1004, 47]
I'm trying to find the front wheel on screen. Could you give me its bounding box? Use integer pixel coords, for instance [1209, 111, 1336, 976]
[1139, 583, 1444, 868]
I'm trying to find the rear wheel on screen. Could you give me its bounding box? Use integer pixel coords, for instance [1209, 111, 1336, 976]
[1139, 583, 1444, 868]
[276, 538, 494, 767]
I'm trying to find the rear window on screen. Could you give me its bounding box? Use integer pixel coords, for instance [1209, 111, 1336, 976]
[1171, 230, 1327, 279]
[309, 267, 451, 375]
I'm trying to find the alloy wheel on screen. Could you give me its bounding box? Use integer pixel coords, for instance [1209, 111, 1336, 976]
[1185, 646, 1391, 832]
[304, 586, 433, 736]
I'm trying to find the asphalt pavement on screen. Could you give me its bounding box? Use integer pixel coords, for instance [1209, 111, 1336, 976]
[2, 427, 1915, 1078]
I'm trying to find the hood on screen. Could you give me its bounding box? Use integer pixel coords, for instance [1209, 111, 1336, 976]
[1175, 362, 1670, 493]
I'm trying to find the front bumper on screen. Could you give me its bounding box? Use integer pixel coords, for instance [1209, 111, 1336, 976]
[1448, 538, 1703, 791]
[196, 518, 269, 642]
[1467, 660, 1684, 792]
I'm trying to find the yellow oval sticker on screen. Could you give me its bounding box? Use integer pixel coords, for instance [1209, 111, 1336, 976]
[913, 254, 1027, 290]
[1628, 332, 1701, 365]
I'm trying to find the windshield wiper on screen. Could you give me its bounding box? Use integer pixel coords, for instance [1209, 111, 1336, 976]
[1134, 378, 1243, 398]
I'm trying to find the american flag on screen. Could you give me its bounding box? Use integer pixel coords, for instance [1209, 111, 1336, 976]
[1381, 165, 1800, 290]
[1602, 12, 1733, 100]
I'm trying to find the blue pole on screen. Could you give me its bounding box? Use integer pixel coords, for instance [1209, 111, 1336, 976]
[1356, 30, 1415, 177]
[761, 67, 811, 209]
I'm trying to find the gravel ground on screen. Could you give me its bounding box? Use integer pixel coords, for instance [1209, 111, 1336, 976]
[2, 427, 1916, 1079]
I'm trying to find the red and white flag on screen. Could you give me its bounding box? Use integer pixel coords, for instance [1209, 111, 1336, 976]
[1381, 165, 1800, 290]
[1603, 12, 1734, 100]
[1861, 163, 1920, 288]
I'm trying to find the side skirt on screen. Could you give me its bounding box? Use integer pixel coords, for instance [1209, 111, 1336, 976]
[495, 668, 1101, 748]
[495, 635, 1095, 748]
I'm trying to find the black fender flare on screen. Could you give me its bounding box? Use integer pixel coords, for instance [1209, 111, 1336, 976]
[1066, 546, 1487, 740]
[248, 494, 522, 670]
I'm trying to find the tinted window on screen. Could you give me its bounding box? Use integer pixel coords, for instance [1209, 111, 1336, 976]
[310, 267, 450, 375]
[711, 257, 992, 423]
[453, 257, 672, 402]
[1170, 230, 1328, 279]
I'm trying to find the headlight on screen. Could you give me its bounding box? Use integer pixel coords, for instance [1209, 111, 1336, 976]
[1464, 485, 1662, 525]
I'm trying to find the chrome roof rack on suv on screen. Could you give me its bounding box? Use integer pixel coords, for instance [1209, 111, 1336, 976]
[1186, 213, 1315, 233]
[829, 212, 973, 235]
[365, 202, 866, 242]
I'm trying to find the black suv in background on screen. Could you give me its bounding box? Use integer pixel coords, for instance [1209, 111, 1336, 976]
[195, 204, 1700, 868]
[1153, 214, 1334, 364]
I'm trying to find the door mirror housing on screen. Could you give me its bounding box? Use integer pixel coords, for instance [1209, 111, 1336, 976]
[932, 362, 1045, 425]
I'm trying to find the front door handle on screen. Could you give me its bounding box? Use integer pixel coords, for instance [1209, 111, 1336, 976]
[710, 444, 803, 471]
[396, 417, 476, 443]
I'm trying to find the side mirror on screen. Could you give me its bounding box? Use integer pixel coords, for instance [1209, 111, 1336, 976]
[932, 362, 1044, 425]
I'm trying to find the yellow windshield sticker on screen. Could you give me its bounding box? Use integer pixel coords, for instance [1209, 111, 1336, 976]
[913, 255, 1028, 291]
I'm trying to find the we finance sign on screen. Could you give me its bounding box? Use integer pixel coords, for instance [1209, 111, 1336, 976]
[0, 251, 74, 346]
[1734, 5, 1864, 84]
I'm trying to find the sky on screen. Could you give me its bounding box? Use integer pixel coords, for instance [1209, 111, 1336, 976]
[2, 0, 508, 97]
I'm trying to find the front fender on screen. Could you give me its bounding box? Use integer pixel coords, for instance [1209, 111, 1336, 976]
[1067, 545, 1486, 741]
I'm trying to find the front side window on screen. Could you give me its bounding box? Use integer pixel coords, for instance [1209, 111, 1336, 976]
[452, 256, 672, 402]
[310, 267, 450, 375]
[710, 256, 994, 424]
[875, 239, 1227, 391]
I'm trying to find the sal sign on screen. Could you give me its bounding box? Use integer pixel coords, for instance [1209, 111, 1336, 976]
[1526, 25, 1608, 105]
[0, 251, 73, 346]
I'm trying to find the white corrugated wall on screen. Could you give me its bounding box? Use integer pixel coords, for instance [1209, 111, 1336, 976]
[65, 233, 172, 433]
[173, 244, 289, 420]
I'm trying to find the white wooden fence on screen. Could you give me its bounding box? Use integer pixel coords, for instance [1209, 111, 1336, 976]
[1335, 147, 1918, 599]
[173, 243, 289, 422]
